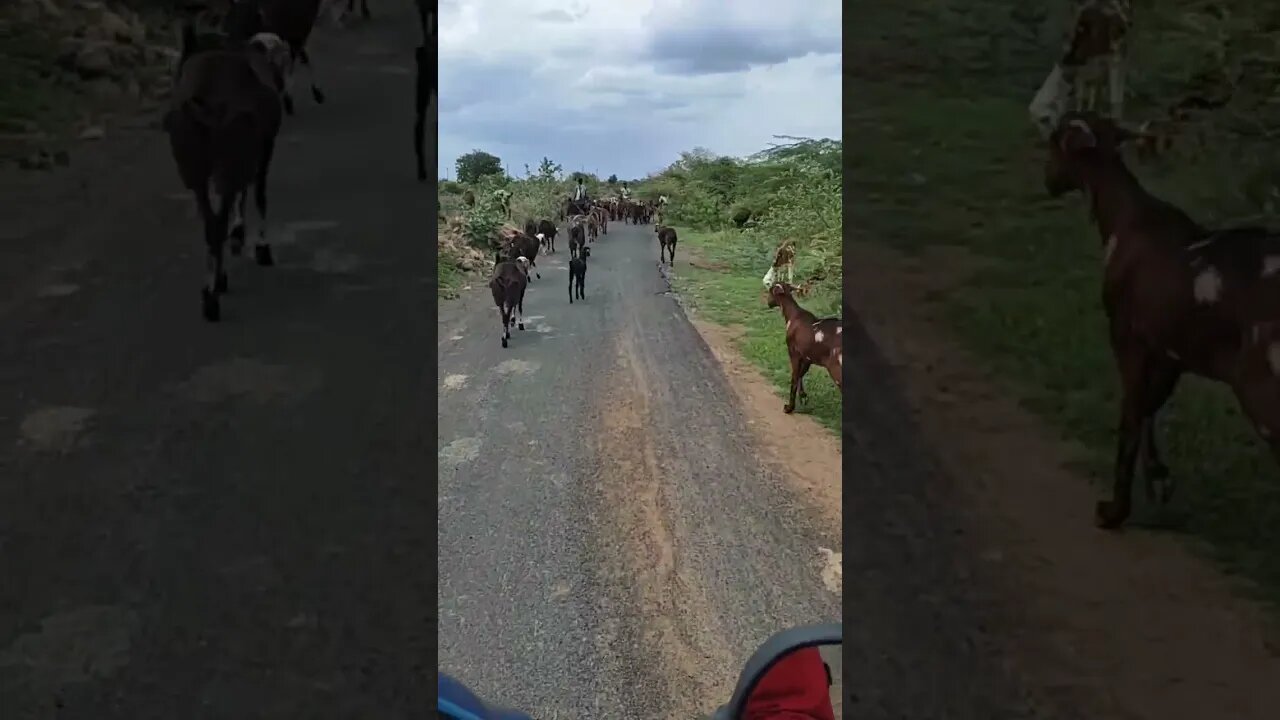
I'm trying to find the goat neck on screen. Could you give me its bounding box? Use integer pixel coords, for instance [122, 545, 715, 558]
[1077, 151, 1201, 246]
[773, 290, 815, 325]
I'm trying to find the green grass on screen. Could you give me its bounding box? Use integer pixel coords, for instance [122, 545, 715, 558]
[671, 228, 842, 434]
[850, 0, 1280, 606]
[0, 14, 83, 140]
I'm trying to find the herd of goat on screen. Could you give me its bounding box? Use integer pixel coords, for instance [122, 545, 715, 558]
[486, 194, 845, 424]
[163, 0, 432, 322]
[486, 196, 676, 347]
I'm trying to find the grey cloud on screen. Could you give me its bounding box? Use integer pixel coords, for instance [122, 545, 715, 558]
[532, 9, 574, 23]
[438, 60, 537, 114]
[643, 26, 840, 75]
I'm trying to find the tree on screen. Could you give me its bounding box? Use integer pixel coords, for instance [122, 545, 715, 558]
[455, 150, 503, 184]
[607, 174, 618, 184]
[538, 157, 562, 179]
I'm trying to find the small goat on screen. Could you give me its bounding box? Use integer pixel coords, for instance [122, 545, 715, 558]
[224, 0, 326, 117]
[568, 222, 586, 259]
[657, 225, 677, 265]
[499, 230, 541, 280]
[166, 21, 284, 322]
[489, 257, 529, 348]
[767, 283, 844, 413]
[762, 239, 796, 287]
[569, 245, 590, 303]
[1046, 111, 1280, 528]
[537, 219, 557, 253]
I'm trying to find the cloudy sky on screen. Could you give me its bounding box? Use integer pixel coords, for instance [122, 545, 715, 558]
[437, 0, 842, 181]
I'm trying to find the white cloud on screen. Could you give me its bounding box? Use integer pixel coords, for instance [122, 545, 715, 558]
[438, 0, 841, 180]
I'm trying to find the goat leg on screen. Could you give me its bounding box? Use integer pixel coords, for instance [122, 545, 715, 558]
[229, 191, 247, 256]
[252, 147, 275, 266]
[784, 352, 803, 414]
[1139, 363, 1180, 504]
[797, 359, 812, 402]
[298, 47, 325, 104]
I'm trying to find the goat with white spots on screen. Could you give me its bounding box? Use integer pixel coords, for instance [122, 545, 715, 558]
[489, 257, 529, 348]
[766, 283, 844, 413]
[165, 21, 284, 322]
[1046, 111, 1280, 529]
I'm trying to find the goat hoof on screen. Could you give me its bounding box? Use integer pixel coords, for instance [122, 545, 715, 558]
[312, 87, 326, 104]
[254, 244, 274, 266]
[214, 271, 228, 294]
[201, 289, 220, 322]
[1094, 500, 1129, 530]
[501, 336, 508, 348]
[783, 403, 795, 414]
[518, 322, 525, 330]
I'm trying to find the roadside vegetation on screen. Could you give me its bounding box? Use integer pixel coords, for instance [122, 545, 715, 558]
[849, 0, 1280, 605]
[436, 138, 843, 433]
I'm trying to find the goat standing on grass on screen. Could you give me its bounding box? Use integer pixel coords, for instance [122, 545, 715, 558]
[766, 283, 843, 413]
[569, 245, 590, 303]
[1045, 111, 1280, 529]
[657, 225, 677, 266]
[166, 22, 284, 322]
[224, 0, 327, 117]
[489, 257, 529, 348]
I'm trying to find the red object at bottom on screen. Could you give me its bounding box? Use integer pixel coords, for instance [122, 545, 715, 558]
[741, 646, 836, 720]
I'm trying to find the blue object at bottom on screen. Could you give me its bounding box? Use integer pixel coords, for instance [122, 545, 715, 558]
[438, 673, 534, 720]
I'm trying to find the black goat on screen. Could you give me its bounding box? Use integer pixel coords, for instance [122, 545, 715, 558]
[569, 245, 590, 303]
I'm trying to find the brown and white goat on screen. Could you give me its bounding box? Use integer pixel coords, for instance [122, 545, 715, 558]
[1046, 111, 1280, 528]
[766, 283, 843, 413]
[223, 0, 326, 116]
[166, 22, 284, 322]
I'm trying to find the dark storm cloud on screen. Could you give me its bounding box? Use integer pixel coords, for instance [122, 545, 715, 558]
[642, 25, 840, 75]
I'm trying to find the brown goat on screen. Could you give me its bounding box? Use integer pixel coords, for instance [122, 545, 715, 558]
[766, 283, 843, 413]
[1046, 111, 1280, 529]
[657, 225, 677, 265]
[166, 23, 283, 322]
[489, 258, 528, 348]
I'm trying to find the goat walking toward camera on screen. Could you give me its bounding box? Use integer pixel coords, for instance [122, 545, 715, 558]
[766, 283, 843, 414]
[1045, 111, 1280, 529]
[538, 219, 557, 253]
[657, 225, 677, 265]
[489, 257, 529, 348]
[224, 0, 327, 117]
[166, 22, 284, 322]
[569, 245, 590, 303]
